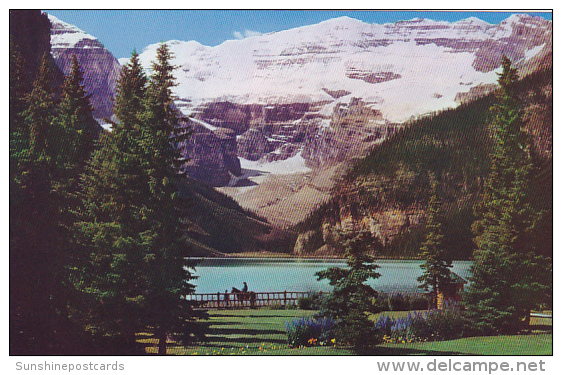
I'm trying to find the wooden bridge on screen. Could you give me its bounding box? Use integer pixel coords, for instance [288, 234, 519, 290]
[186, 291, 319, 309]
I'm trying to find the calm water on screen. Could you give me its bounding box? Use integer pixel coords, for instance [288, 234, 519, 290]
[188, 258, 472, 295]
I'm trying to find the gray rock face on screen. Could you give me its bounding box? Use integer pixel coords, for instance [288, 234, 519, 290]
[303, 99, 399, 168]
[181, 124, 242, 186]
[48, 14, 121, 122]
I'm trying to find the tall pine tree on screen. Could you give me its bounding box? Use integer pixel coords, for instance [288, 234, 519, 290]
[10, 49, 95, 353]
[140, 43, 204, 355]
[417, 179, 453, 309]
[316, 231, 381, 351]
[75, 47, 205, 354]
[74, 51, 152, 351]
[465, 56, 551, 334]
[10, 53, 62, 354]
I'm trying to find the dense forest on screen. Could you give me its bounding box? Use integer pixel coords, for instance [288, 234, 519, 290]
[10, 10, 208, 355]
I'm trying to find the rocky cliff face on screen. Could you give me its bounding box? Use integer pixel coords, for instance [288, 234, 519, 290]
[48, 14, 121, 122]
[181, 122, 242, 186]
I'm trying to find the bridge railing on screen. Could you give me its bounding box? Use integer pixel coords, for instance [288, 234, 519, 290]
[185, 291, 321, 309]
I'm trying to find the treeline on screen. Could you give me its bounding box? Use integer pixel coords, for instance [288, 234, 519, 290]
[10, 11, 206, 355]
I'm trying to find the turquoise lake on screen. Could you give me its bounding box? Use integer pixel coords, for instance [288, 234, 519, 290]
[188, 258, 472, 295]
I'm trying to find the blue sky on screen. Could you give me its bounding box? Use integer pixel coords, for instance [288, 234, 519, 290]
[44, 10, 552, 60]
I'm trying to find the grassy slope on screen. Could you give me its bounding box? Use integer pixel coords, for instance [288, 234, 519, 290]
[138, 309, 551, 355]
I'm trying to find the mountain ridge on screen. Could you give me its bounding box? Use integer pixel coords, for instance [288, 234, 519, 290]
[47, 12, 552, 229]
[48, 14, 122, 122]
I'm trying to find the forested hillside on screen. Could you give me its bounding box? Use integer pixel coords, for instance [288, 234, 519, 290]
[179, 178, 296, 256]
[292, 66, 552, 260]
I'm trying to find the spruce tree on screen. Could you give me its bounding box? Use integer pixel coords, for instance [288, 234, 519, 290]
[140, 43, 204, 355]
[417, 180, 453, 309]
[75, 47, 205, 354]
[11, 53, 62, 353]
[316, 231, 381, 351]
[53, 54, 95, 162]
[465, 56, 551, 334]
[51, 54, 96, 234]
[74, 51, 151, 350]
[11, 51, 94, 353]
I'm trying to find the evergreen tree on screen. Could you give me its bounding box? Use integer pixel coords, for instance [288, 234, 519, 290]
[465, 56, 551, 334]
[51, 54, 96, 233]
[53, 54, 95, 161]
[75, 47, 205, 354]
[316, 231, 381, 351]
[140, 43, 204, 355]
[417, 180, 453, 309]
[9, 37, 27, 139]
[74, 51, 152, 351]
[10, 50, 94, 353]
[25, 53, 57, 156]
[10, 53, 62, 353]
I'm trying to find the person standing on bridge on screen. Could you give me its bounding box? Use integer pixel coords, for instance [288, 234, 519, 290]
[242, 282, 248, 293]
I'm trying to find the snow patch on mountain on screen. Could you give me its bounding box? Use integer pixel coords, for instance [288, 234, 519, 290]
[240, 150, 311, 175]
[525, 43, 546, 60]
[48, 14, 100, 50]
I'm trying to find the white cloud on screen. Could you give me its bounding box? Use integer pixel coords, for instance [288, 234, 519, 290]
[233, 29, 263, 40]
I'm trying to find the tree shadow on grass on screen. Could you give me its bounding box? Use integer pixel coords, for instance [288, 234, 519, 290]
[354, 346, 464, 356]
[208, 321, 243, 326]
[205, 336, 287, 346]
[210, 327, 284, 336]
[530, 324, 553, 333]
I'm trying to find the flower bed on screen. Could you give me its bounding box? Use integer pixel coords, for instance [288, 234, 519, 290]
[375, 304, 468, 343]
[286, 316, 336, 348]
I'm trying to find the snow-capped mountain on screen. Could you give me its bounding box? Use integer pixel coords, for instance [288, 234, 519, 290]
[131, 14, 552, 225]
[136, 15, 550, 122]
[48, 12, 551, 226]
[48, 14, 122, 122]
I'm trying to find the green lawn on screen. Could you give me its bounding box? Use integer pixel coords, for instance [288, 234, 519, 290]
[138, 309, 551, 355]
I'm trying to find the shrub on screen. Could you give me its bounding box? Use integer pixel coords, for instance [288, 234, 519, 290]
[423, 302, 467, 340]
[388, 292, 408, 311]
[286, 316, 336, 348]
[407, 312, 432, 341]
[269, 303, 285, 310]
[285, 302, 298, 310]
[386, 313, 428, 343]
[297, 292, 325, 310]
[269, 302, 298, 310]
[372, 292, 389, 311]
[373, 292, 429, 312]
[374, 314, 394, 336]
[332, 312, 381, 351]
[408, 294, 430, 310]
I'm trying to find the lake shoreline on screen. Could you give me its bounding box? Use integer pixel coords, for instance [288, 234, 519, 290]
[200, 251, 471, 262]
[188, 257, 473, 295]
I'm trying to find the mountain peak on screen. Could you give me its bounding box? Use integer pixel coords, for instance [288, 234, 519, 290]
[320, 15, 366, 26]
[458, 16, 490, 25]
[47, 13, 99, 49]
